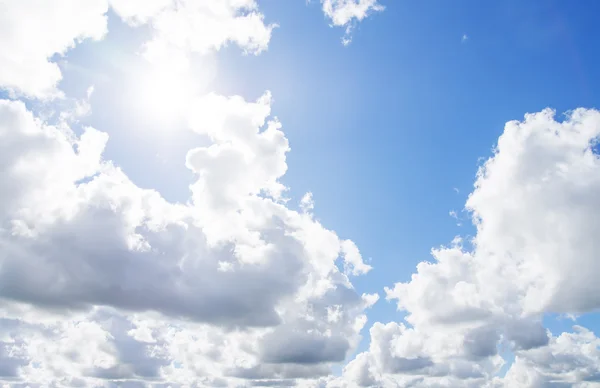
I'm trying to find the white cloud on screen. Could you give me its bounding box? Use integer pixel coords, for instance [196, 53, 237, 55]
[340, 108, 600, 387]
[0, 94, 374, 385]
[112, 0, 276, 70]
[496, 326, 600, 387]
[0, 0, 108, 99]
[462, 34, 469, 43]
[321, 0, 384, 45]
[0, 0, 275, 99]
[108, 0, 172, 25]
[301, 192, 315, 213]
[467, 108, 600, 315]
[0, 1, 378, 385]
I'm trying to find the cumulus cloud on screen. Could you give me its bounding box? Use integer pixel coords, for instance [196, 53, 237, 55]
[107, 0, 172, 25]
[0, 0, 108, 98]
[321, 0, 384, 45]
[0, 0, 275, 99]
[338, 108, 600, 387]
[500, 326, 600, 387]
[111, 0, 276, 70]
[0, 92, 377, 384]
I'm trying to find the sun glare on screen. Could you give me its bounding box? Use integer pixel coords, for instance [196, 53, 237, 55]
[123, 48, 218, 131]
[134, 68, 194, 123]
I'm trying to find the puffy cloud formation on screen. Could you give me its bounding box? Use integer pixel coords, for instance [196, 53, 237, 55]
[0, 0, 108, 98]
[0, 93, 376, 385]
[114, 0, 276, 71]
[337, 108, 600, 387]
[0, 0, 275, 99]
[501, 326, 600, 387]
[321, 0, 384, 45]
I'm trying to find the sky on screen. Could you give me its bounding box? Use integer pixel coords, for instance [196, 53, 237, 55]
[1, 0, 600, 387]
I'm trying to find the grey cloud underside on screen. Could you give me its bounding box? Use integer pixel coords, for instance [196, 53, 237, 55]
[260, 331, 350, 364]
[250, 379, 297, 387]
[0, 214, 302, 327]
[227, 363, 331, 380]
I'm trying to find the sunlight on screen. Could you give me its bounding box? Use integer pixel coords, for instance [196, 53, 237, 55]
[134, 67, 194, 123]
[125, 50, 217, 129]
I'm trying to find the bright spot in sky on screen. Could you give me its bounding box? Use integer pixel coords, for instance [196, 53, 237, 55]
[126, 55, 217, 129]
[133, 67, 195, 123]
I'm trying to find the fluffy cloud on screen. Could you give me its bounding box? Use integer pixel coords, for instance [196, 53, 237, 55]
[107, 0, 172, 25]
[0, 0, 108, 98]
[339, 108, 600, 387]
[466, 108, 600, 315]
[0, 94, 375, 385]
[321, 0, 384, 45]
[111, 0, 276, 71]
[0, 0, 275, 99]
[500, 326, 600, 387]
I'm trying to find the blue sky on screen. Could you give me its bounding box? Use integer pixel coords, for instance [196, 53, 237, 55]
[2, 0, 600, 386]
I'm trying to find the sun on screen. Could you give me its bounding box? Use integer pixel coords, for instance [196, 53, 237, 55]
[126, 54, 217, 128]
[134, 67, 194, 123]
